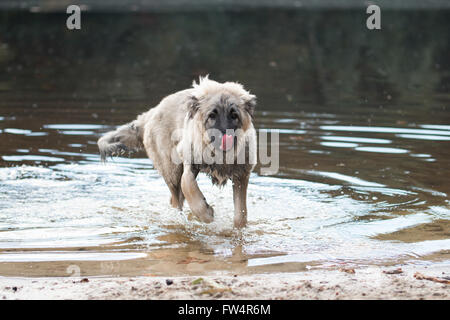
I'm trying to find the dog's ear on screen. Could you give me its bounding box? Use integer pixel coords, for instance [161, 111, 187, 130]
[187, 95, 200, 119]
[243, 94, 256, 118]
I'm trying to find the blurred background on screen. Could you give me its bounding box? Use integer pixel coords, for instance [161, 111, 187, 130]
[0, 1, 449, 110]
[0, 1, 449, 277]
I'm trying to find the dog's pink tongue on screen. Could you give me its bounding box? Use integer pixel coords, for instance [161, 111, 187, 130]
[220, 134, 234, 151]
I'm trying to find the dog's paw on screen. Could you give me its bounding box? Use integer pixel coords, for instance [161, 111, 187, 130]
[196, 205, 214, 223]
[204, 205, 214, 223]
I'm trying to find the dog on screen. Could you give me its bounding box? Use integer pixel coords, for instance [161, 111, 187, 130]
[97, 76, 257, 228]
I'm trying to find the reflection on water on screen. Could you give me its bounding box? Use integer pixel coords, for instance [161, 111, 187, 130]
[0, 9, 449, 277]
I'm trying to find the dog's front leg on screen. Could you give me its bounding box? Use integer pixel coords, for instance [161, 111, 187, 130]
[181, 165, 214, 223]
[232, 173, 249, 228]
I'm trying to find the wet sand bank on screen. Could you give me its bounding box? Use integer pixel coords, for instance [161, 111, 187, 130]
[1, 264, 448, 300]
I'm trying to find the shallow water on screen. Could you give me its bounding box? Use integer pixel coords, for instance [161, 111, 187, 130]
[0, 9, 449, 277]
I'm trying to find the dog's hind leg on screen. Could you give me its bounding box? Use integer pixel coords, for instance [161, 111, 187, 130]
[172, 166, 200, 209]
[144, 136, 185, 210]
[162, 164, 185, 210]
[170, 185, 185, 210]
[169, 184, 183, 210]
[181, 164, 214, 223]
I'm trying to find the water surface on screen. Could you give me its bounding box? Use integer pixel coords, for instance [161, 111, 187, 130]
[0, 9, 449, 277]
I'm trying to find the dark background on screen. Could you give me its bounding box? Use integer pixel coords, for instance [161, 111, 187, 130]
[0, 2, 449, 118]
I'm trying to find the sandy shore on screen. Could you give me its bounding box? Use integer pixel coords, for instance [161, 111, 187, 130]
[0, 264, 448, 300]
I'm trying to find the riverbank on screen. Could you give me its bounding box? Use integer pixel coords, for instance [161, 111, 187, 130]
[1, 264, 448, 300]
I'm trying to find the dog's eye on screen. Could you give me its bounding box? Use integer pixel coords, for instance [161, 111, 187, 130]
[230, 111, 238, 120]
[209, 109, 218, 120]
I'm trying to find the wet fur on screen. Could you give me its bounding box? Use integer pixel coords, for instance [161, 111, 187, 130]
[97, 76, 257, 227]
[97, 120, 144, 161]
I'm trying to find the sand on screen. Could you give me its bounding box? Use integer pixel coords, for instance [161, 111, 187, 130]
[0, 263, 448, 300]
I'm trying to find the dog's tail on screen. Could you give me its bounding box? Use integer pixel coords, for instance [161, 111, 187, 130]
[97, 114, 146, 162]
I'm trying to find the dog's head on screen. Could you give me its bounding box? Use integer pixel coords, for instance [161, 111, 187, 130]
[188, 76, 256, 152]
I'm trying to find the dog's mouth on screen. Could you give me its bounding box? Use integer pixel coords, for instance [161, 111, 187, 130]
[220, 134, 234, 151]
[209, 132, 236, 152]
[210, 134, 235, 151]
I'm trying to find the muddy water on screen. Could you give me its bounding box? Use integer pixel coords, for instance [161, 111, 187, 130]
[0, 10, 449, 277]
